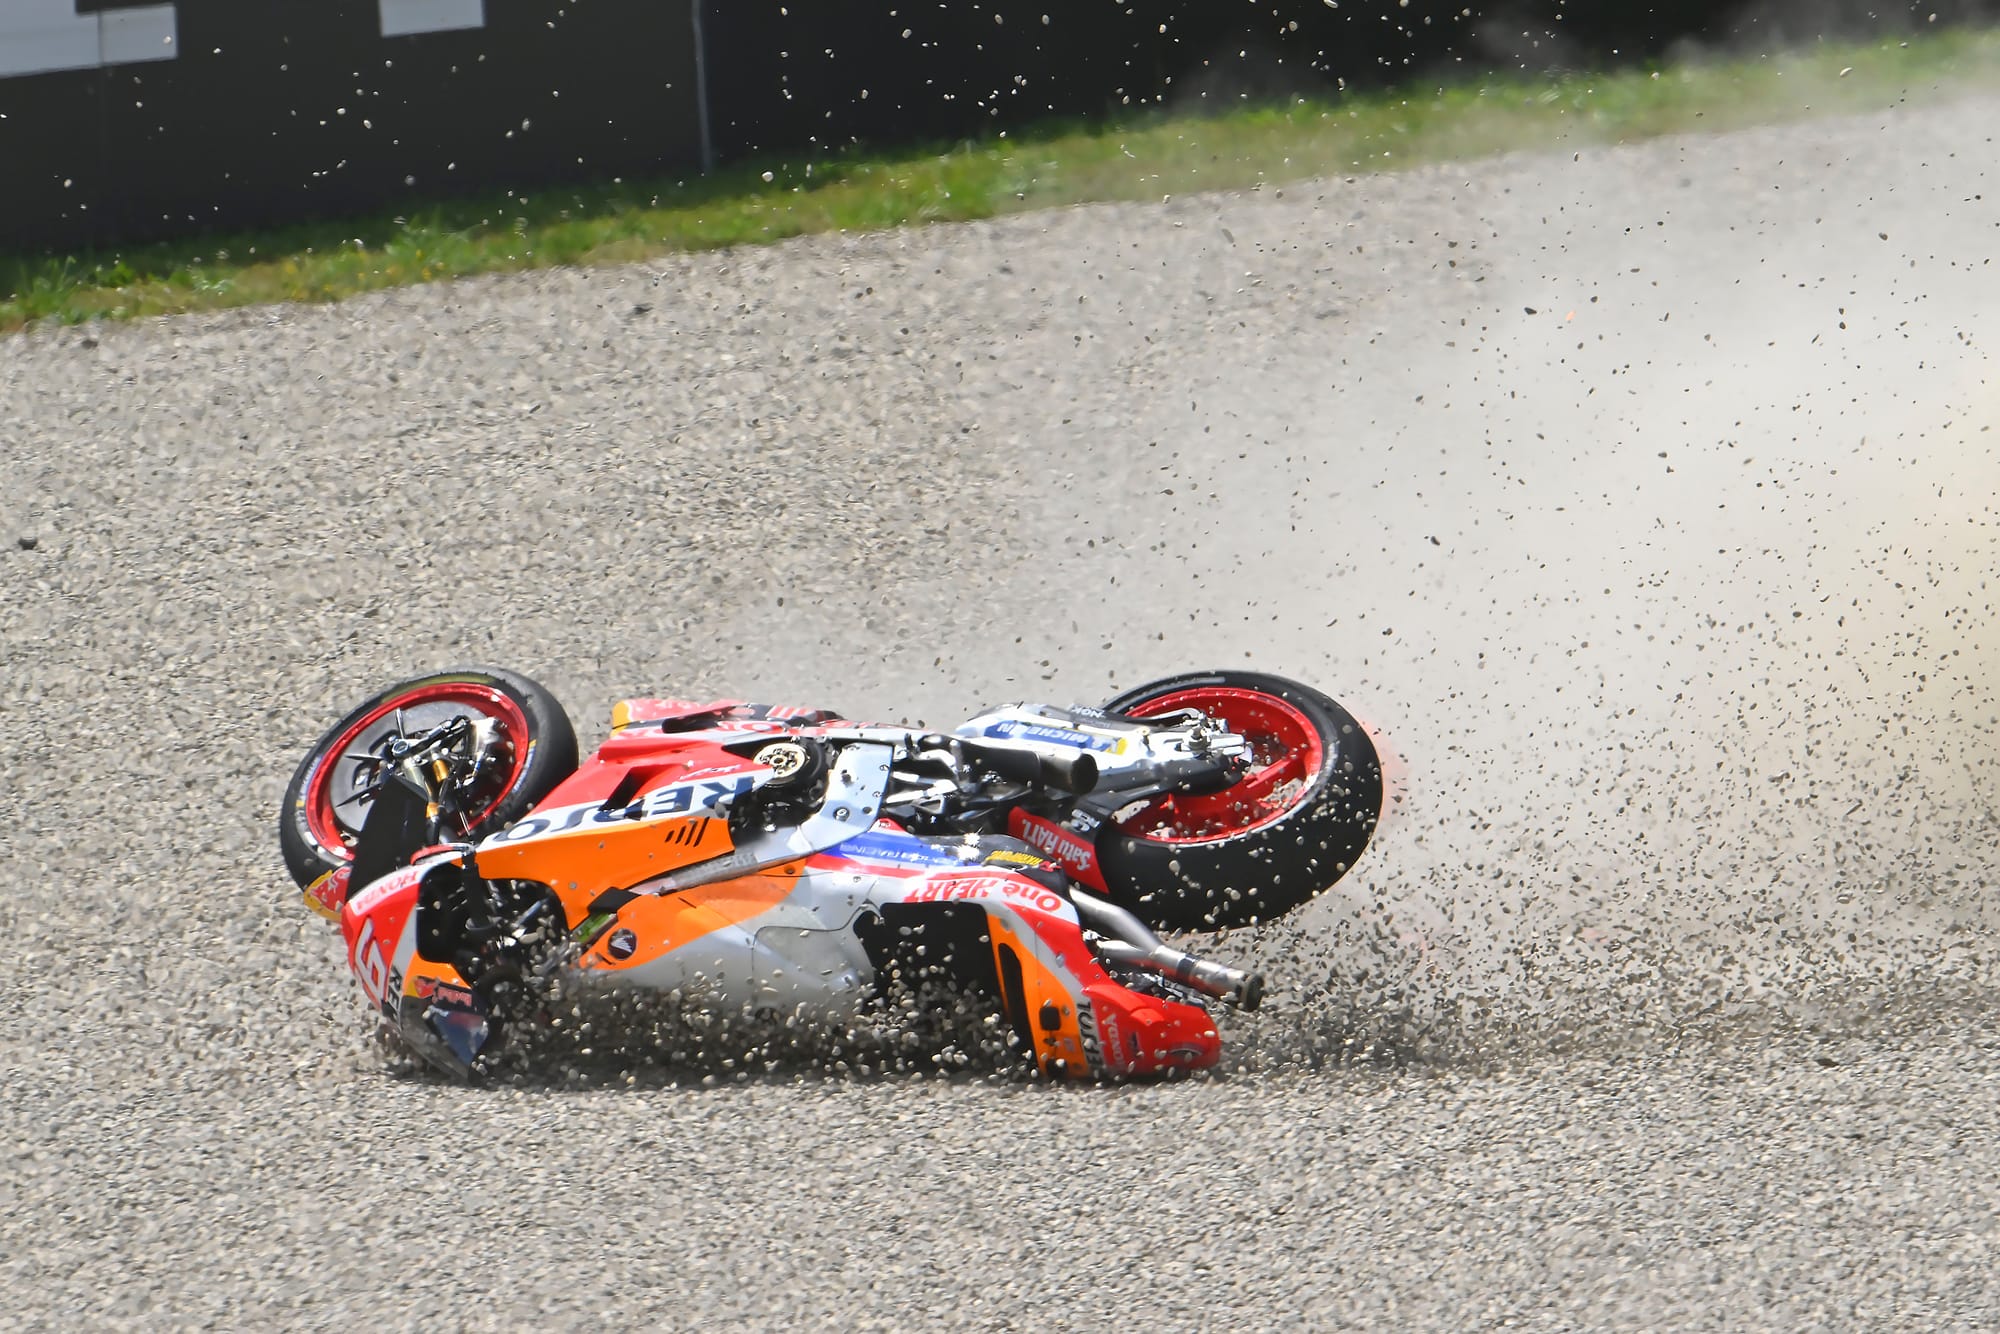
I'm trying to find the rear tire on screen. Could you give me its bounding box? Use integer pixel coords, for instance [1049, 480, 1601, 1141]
[1096, 670, 1382, 931]
[280, 667, 578, 889]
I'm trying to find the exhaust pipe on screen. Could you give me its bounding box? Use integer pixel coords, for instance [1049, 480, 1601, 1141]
[1069, 889, 1263, 1010]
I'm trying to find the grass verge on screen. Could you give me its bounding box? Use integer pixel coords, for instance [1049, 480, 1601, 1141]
[4, 26, 1997, 334]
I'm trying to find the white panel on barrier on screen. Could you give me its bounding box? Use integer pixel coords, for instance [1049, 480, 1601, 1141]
[0, 21, 99, 81]
[0, 1, 487, 78]
[97, 5, 177, 67]
[0, 1, 179, 80]
[379, 0, 486, 39]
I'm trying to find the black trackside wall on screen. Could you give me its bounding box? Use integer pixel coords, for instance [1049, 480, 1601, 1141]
[699, 0, 2000, 159]
[4, 0, 1997, 253]
[0, 0, 704, 252]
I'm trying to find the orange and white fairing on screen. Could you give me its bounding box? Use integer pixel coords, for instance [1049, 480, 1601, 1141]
[331, 700, 1220, 1078]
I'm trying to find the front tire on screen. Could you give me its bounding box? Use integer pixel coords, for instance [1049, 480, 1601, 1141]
[279, 667, 579, 889]
[1096, 670, 1382, 930]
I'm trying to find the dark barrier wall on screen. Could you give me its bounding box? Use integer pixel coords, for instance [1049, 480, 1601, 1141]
[697, 2, 1164, 158]
[1151, 0, 2000, 96]
[696, 1, 1504, 158]
[701, 0, 2000, 159]
[5, 0, 1997, 252]
[1, 0, 702, 251]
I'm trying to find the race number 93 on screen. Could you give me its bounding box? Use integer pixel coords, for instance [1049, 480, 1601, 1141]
[351, 916, 393, 1008]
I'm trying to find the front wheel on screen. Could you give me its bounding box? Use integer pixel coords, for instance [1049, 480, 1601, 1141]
[1095, 670, 1382, 931]
[279, 667, 579, 889]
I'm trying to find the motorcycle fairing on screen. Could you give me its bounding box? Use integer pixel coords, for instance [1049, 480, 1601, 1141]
[641, 742, 891, 892]
[398, 956, 494, 1073]
[341, 860, 425, 1022]
[567, 835, 1219, 1078]
[329, 698, 1234, 1079]
[1007, 808, 1111, 892]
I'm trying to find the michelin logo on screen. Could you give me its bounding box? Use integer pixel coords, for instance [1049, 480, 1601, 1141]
[977, 720, 1117, 752]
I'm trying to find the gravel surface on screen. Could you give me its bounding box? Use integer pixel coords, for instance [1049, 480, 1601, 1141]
[3, 90, 1998, 1327]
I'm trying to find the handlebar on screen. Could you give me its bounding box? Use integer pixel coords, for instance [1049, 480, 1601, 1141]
[378, 715, 481, 802]
[955, 738, 1098, 795]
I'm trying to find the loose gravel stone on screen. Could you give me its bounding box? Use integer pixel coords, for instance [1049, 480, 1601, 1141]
[1, 92, 1995, 1328]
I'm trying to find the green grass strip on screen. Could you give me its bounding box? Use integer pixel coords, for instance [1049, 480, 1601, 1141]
[5, 26, 1998, 333]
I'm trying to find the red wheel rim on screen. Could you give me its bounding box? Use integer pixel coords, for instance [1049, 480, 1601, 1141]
[1113, 686, 1325, 845]
[303, 682, 531, 859]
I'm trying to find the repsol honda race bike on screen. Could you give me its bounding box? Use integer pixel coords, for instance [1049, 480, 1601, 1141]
[281, 667, 1383, 1079]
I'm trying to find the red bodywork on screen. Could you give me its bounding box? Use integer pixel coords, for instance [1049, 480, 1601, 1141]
[321, 696, 1225, 1078]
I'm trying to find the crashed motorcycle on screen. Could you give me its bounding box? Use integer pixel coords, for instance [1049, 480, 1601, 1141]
[281, 667, 1383, 1079]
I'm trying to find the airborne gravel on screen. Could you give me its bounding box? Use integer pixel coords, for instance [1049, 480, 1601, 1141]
[4, 91, 1998, 1326]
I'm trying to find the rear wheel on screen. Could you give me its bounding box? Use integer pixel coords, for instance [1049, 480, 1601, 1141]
[1096, 670, 1382, 930]
[280, 667, 578, 889]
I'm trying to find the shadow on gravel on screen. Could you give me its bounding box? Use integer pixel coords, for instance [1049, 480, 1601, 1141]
[1223, 977, 2000, 1078]
[362, 971, 2000, 1093]
[372, 982, 1224, 1093]
[357, 923, 2000, 1092]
